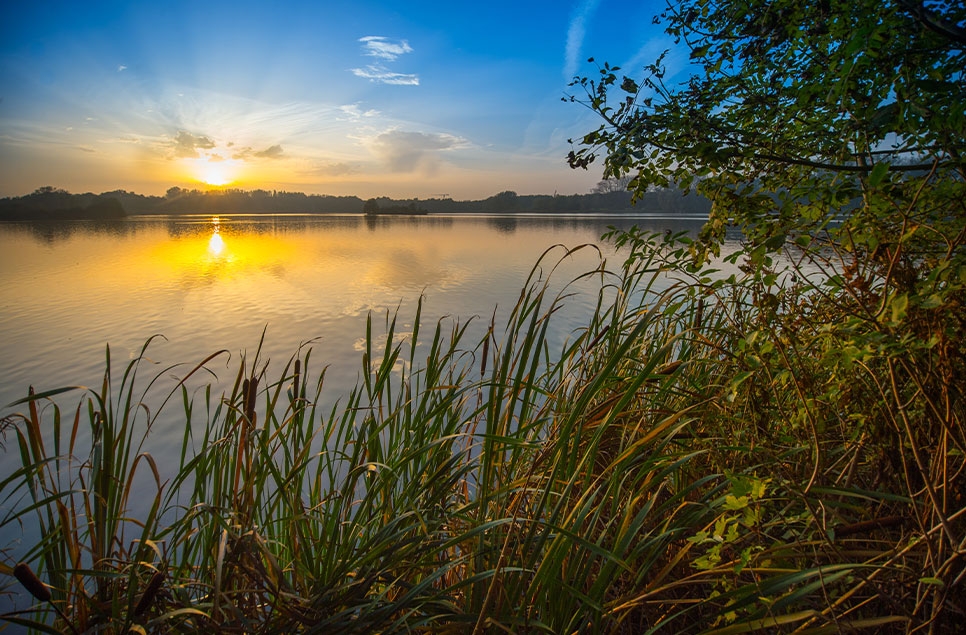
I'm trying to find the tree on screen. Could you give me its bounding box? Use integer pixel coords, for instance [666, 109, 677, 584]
[33, 186, 68, 195]
[567, 0, 965, 443]
[485, 190, 519, 212]
[568, 0, 965, 626]
[568, 0, 964, 265]
[590, 175, 632, 194]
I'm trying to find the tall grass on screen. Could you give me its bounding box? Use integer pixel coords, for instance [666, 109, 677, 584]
[2, 230, 963, 633]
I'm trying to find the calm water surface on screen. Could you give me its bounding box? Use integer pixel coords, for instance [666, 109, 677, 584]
[1, 213, 713, 412]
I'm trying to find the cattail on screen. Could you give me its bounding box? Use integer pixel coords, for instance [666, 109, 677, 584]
[585, 324, 612, 351]
[654, 360, 684, 376]
[13, 562, 51, 602]
[480, 332, 490, 377]
[694, 298, 705, 331]
[135, 571, 165, 616]
[248, 376, 258, 425]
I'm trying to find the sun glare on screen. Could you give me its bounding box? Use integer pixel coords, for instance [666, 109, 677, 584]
[201, 164, 232, 187]
[188, 157, 239, 187]
[208, 218, 226, 257]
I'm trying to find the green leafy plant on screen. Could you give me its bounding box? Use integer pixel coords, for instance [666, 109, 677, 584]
[568, 0, 965, 629]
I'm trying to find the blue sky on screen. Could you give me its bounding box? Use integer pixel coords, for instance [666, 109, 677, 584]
[0, 0, 674, 199]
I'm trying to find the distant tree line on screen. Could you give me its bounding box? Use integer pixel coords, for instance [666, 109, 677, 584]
[0, 186, 127, 220]
[158, 187, 366, 214]
[363, 199, 429, 215]
[0, 181, 710, 219]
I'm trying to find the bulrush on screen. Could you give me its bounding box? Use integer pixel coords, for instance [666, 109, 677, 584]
[135, 571, 165, 616]
[13, 563, 51, 603]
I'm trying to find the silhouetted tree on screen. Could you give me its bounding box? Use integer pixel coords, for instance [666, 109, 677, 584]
[591, 176, 632, 194]
[484, 190, 519, 212]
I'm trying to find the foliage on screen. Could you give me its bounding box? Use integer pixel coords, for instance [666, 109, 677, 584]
[568, 0, 965, 261]
[2, 222, 965, 631]
[565, 0, 966, 630]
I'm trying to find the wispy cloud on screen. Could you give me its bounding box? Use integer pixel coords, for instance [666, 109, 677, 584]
[369, 130, 465, 174]
[564, 0, 602, 80]
[351, 66, 419, 86]
[622, 36, 683, 83]
[359, 36, 413, 61]
[352, 35, 419, 86]
[339, 104, 380, 120]
[117, 64, 127, 72]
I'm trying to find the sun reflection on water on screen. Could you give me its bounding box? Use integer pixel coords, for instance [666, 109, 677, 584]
[207, 218, 226, 258]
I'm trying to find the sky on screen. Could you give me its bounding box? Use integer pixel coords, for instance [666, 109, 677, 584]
[0, 0, 676, 200]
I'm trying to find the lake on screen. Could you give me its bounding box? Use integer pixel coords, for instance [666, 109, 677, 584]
[0, 213, 716, 415]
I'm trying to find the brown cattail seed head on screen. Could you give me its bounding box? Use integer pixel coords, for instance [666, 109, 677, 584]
[135, 571, 165, 615]
[13, 562, 51, 602]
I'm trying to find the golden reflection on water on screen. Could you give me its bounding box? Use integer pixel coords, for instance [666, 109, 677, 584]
[207, 218, 226, 258]
[147, 217, 305, 286]
[1, 213, 698, 435]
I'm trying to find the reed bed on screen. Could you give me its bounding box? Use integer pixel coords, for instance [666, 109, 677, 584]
[2, 229, 963, 633]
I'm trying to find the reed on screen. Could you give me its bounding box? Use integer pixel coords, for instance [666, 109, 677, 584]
[1, 229, 962, 633]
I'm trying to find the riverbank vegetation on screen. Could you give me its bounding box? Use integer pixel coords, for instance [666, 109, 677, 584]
[2, 0, 963, 631]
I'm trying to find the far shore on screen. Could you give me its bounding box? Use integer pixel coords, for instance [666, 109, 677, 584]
[1, 184, 712, 220]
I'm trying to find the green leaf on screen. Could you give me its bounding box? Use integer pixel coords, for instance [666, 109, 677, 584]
[891, 293, 909, 324]
[750, 479, 768, 499]
[690, 44, 711, 59]
[764, 234, 786, 250]
[5, 385, 87, 408]
[867, 162, 889, 187]
[724, 494, 749, 510]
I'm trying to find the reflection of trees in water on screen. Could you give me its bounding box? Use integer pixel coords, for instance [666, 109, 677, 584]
[487, 217, 517, 234]
[3, 220, 137, 245]
[2, 213, 711, 247]
[479, 215, 707, 241]
[163, 215, 365, 239]
[366, 215, 455, 233]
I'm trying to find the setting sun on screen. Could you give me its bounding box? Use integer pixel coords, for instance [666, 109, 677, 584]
[188, 157, 239, 187]
[203, 171, 231, 187]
